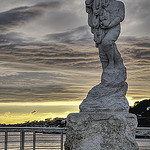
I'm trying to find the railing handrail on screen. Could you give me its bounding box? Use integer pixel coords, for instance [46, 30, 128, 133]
[0, 127, 66, 150]
[0, 126, 149, 130]
[0, 127, 66, 132]
[136, 127, 150, 130]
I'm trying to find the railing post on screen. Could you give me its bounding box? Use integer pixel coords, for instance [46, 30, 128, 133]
[61, 130, 63, 150]
[33, 131, 36, 150]
[5, 131, 8, 150]
[20, 130, 25, 150]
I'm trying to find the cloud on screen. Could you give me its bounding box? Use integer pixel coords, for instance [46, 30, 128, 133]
[0, 27, 150, 72]
[118, 36, 150, 62]
[0, 83, 87, 103]
[0, 69, 19, 77]
[0, 24, 149, 71]
[0, 32, 34, 44]
[0, 6, 150, 104]
[122, 0, 150, 36]
[0, 1, 62, 32]
[0, 28, 99, 70]
[45, 26, 92, 45]
[134, 42, 150, 48]
[34, 1, 62, 9]
[131, 49, 150, 60]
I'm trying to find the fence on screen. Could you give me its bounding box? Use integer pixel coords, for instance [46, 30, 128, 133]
[0, 127, 66, 150]
[0, 127, 150, 150]
[136, 127, 150, 138]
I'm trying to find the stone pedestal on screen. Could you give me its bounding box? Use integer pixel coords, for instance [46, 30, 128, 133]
[65, 66, 139, 150]
[65, 113, 139, 150]
[64, 66, 139, 150]
[65, 0, 139, 149]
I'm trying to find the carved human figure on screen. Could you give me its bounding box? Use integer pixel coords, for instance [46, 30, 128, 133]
[85, 0, 125, 69]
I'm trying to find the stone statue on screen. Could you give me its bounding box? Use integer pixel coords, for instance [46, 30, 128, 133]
[86, 0, 125, 69]
[80, 0, 128, 113]
[65, 0, 139, 149]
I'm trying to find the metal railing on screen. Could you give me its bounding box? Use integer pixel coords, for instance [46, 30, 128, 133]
[0, 127, 150, 150]
[0, 127, 66, 150]
[136, 127, 150, 138]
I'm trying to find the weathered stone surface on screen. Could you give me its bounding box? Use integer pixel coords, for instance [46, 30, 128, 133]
[79, 67, 129, 113]
[78, 0, 130, 113]
[65, 113, 139, 150]
[65, 0, 139, 149]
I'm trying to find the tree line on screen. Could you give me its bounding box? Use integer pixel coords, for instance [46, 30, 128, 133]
[129, 99, 150, 127]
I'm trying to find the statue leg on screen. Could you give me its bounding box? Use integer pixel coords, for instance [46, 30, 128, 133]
[101, 27, 120, 69]
[114, 43, 123, 67]
[101, 38, 115, 69]
[98, 45, 108, 70]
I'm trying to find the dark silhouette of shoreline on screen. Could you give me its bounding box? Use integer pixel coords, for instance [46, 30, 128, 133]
[129, 99, 150, 127]
[0, 117, 66, 128]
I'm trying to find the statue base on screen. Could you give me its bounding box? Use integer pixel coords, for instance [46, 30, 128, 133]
[65, 112, 139, 150]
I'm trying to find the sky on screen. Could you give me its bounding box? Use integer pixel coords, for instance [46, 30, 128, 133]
[0, 0, 149, 124]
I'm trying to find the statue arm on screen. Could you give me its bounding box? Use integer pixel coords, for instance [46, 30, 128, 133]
[108, 1, 125, 28]
[117, 1, 125, 22]
[101, 1, 125, 29]
[107, 16, 122, 28]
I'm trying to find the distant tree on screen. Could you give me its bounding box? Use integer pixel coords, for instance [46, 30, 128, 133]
[129, 99, 150, 116]
[129, 99, 150, 127]
[0, 117, 67, 127]
[133, 101, 140, 107]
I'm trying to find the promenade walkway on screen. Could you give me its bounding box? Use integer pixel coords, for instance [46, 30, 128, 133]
[137, 138, 150, 150]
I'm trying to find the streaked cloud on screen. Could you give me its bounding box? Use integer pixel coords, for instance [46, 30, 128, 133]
[45, 26, 92, 44]
[0, 0, 149, 123]
[0, 1, 62, 32]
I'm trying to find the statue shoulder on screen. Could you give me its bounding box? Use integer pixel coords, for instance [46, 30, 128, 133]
[116, 1, 125, 22]
[116, 1, 125, 8]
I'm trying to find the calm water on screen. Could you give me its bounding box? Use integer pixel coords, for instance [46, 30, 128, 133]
[0, 132, 150, 150]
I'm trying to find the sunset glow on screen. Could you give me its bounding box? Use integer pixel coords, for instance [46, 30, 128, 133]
[0, 0, 149, 124]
